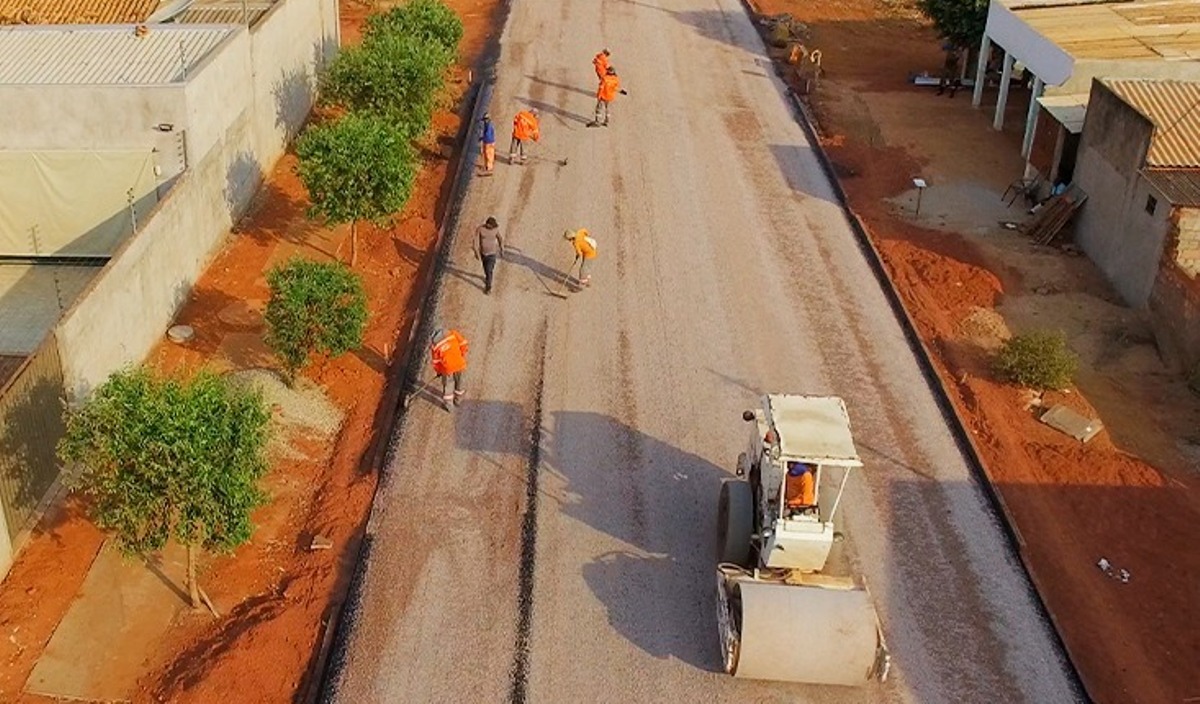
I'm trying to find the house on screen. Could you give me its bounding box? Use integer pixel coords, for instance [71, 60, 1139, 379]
[1071, 78, 1200, 368]
[971, 0, 1200, 188]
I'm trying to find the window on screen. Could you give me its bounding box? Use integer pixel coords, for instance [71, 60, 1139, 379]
[1146, 194, 1158, 216]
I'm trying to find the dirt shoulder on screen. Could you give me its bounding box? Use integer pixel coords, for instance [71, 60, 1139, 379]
[752, 0, 1200, 702]
[0, 0, 504, 701]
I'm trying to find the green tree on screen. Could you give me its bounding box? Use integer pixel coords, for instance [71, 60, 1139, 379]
[295, 114, 417, 265]
[320, 31, 453, 140]
[58, 368, 271, 613]
[918, 0, 989, 49]
[264, 257, 368, 384]
[364, 0, 464, 54]
[993, 330, 1079, 390]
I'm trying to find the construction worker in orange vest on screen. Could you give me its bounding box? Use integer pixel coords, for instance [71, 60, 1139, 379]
[593, 48, 610, 82]
[510, 108, 540, 164]
[590, 66, 628, 127]
[430, 328, 469, 410]
[563, 228, 598, 288]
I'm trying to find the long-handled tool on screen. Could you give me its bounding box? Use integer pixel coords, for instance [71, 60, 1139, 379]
[555, 255, 581, 297]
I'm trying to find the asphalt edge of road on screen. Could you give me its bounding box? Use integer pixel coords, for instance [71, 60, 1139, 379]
[736, 2, 1086, 699]
[310, 74, 498, 704]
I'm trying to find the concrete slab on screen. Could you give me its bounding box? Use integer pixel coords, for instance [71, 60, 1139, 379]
[25, 542, 188, 702]
[1039, 403, 1105, 443]
[0, 264, 101, 355]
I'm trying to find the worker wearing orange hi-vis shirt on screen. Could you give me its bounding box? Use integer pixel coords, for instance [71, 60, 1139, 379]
[591, 67, 628, 127]
[509, 108, 540, 164]
[430, 328, 469, 410]
[563, 229, 598, 288]
[593, 48, 610, 81]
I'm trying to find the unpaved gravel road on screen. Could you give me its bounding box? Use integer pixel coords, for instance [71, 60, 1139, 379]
[325, 0, 1081, 701]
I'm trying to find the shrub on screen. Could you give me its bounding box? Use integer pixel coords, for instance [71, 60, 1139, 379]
[993, 330, 1079, 390]
[320, 31, 452, 139]
[917, 0, 988, 49]
[264, 257, 368, 383]
[295, 114, 418, 265]
[59, 367, 271, 612]
[364, 0, 463, 55]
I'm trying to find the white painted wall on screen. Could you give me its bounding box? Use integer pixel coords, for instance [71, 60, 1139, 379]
[53, 0, 340, 399]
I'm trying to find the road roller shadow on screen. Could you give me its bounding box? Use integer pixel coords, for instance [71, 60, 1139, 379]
[581, 551, 724, 672]
[544, 411, 729, 671]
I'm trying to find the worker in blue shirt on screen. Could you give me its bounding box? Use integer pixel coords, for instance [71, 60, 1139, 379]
[479, 113, 496, 175]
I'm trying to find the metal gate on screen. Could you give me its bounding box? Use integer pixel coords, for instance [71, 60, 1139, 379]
[0, 333, 66, 545]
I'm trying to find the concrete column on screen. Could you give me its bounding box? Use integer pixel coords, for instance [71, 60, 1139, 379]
[993, 50, 1014, 131]
[1022, 76, 1045, 157]
[972, 34, 992, 107]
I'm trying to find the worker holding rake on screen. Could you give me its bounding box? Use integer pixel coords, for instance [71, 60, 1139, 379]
[510, 108, 540, 164]
[563, 228, 598, 289]
[590, 67, 628, 127]
[430, 328, 469, 410]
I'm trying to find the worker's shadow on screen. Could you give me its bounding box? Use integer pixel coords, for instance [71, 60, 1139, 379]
[524, 74, 595, 98]
[444, 261, 486, 292]
[516, 97, 592, 127]
[503, 246, 574, 295]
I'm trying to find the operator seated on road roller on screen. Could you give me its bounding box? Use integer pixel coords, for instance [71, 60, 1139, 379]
[784, 462, 816, 517]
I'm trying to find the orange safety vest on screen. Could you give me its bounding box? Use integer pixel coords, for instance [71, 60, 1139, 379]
[430, 330, 469, 375]
[597, 74, 620, 103]
[785, 470, 815, 508]
[513, 111, 540, 141]
[593, 52, 609, 79]
[570, 229, 598, 259]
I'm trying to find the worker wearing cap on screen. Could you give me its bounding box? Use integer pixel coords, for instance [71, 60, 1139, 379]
[430, 328, 469, 410]
[510, 108, 540, 164]
[784, 462, 816, 512]
[592, 67, 627, 127]
[563, 228, 598, 288]
[593, 48, 611, 81]
[479, 112, 496, 174]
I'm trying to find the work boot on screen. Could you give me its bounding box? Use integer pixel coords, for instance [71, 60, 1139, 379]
[453, 391, 465, 406]
[442, 396, 454, 411]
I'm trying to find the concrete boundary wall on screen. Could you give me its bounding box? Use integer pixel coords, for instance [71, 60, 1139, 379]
[53, 0, 339, 399]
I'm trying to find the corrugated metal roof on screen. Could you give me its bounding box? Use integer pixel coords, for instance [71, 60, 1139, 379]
[0, 24, 233, 84]
[1107, 79, 1200, 168]
[0, 0, 158, 25]
[176, 3, 270, 25]
[1143, 168, 1200, 207]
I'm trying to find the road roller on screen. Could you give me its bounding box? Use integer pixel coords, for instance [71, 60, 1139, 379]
[716, 394, 891, 686]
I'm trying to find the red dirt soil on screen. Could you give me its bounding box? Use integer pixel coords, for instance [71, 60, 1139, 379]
[754, 0, 1200, 701]
[0, 0, 503, 702]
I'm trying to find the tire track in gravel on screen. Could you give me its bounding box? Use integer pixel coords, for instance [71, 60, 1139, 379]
[507, 321, 549, 704]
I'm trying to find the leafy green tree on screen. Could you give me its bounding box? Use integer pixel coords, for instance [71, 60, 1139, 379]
[295, 114, 417, 265]
[58, 368, 271, 613]
[264, 258, 368, 384]
[364, 0, 464, 54]
[918, 0, 989, 49]
[993, 330, 1079, 390]
[321, 31, 453, 140]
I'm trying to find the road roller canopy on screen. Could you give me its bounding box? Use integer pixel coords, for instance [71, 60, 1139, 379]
[766, 395, 863, 467]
